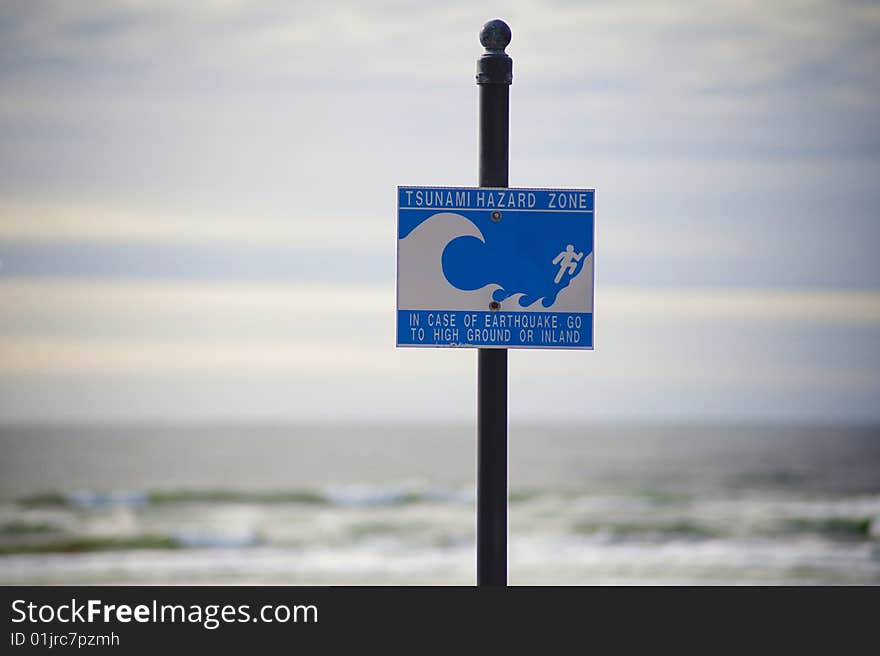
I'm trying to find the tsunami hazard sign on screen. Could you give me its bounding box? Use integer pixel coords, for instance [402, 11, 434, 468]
[396, 186, 594, 349]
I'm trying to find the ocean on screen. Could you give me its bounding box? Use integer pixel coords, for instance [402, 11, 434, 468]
[1, 423, 878, 585]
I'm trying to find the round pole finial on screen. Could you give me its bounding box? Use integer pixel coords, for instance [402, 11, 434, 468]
[480, 19, 511, 51]
[476, 18, 513, 85]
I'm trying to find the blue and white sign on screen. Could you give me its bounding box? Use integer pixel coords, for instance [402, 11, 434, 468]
[397, 186, 594, 349]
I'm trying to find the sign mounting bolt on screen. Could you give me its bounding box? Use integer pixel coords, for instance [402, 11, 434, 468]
[489, 301, 500, 311]
[491, 211, 502, 222]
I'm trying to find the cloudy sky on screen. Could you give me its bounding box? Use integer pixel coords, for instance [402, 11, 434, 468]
[0, 0, 878, 423]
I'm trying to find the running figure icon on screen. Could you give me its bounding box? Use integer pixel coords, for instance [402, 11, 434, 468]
[552, 244, 584, 284]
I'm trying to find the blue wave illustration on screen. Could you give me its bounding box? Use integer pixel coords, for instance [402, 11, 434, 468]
[440, 210, 591, 308]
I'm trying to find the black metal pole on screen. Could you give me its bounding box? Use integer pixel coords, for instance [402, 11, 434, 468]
[476, 18, 512, 587]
